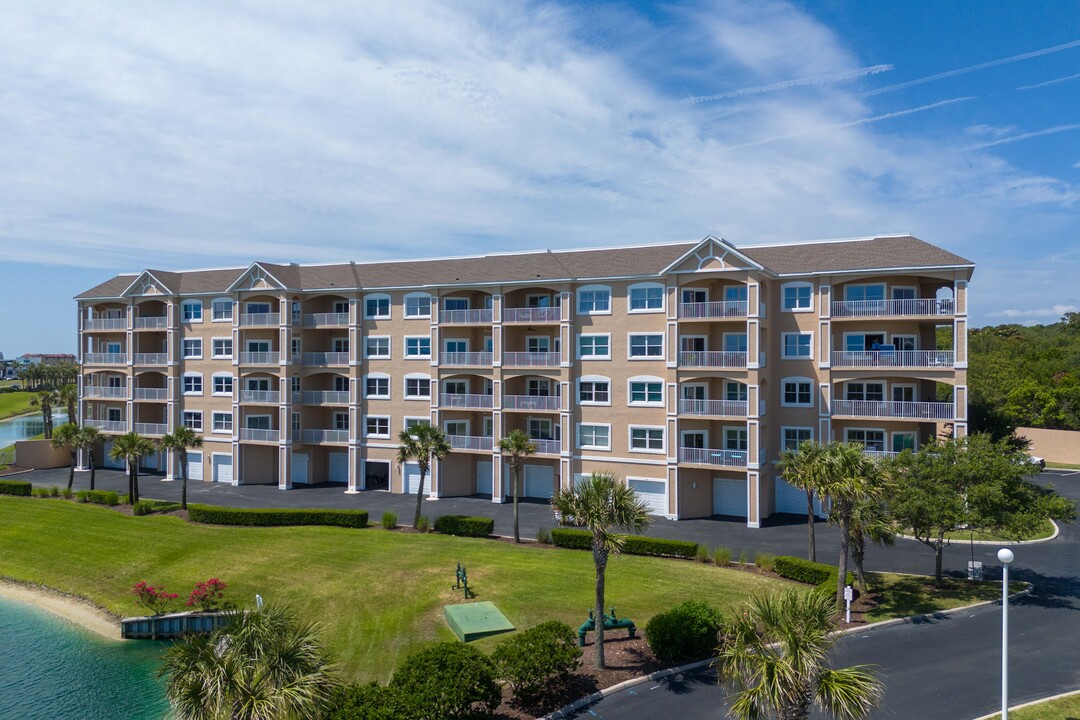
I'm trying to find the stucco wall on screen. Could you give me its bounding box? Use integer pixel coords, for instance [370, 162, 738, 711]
[15, 439, 71, 469]
[1016, 427, 1080, 465]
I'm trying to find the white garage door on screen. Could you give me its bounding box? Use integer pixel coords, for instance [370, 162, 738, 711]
[103, 442, 124, 469]
[328, 452, 348, 483]
[523, 464, 555, 499]
[212, 454, 233, 484]
[187, 451, 203, 481]
[629, 478, 667, 515]
[403, 462, 430, 494]
[291, 453, 309, 484]
[712, 478, 746, 517]
[476, 461, 493, 495]
[775, 479, 824, 516]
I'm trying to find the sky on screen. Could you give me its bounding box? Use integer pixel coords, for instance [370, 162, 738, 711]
[0, 0, 1077, 356]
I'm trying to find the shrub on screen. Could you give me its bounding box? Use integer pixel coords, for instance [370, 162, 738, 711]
[131, 581, 178, 615]
[645, 600, 724, 665]
[695, 544, 711, 563]
[83, 490, 120, 506]
[713, 547, 732, 567]
[325, 683, 405, 720]
[417, 515, 430, 533]
[187, 505, 368, 529]
[390, 642, 500, 719]
[551, 528, 699, 559]
[132, 500, 156, 516]
[61, 488, 74, 499]
[738, 550, 748, 565]
[754, 552, 776, 573]
[186, 578, 228, 611]
[75, 490, 89, 503]
[49, 486, 59, 497]
[773, 556, 854, 588]
[32, 487, 51, 498]
[119, 494, 132, 505]
[535, 527, 552, 544]
[381, 511, 398, 530]
[492, 621, 582, 701]
[433, 515, 495, 537]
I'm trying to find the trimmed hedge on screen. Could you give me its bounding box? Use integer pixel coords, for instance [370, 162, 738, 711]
[434, 515, 494, 537]
[0, 480, 32, 497]
[188, 505, 368, 528]
[774, 556, 854, 589]
[551, 528, 699, 559]
[75, 489, 120, 506]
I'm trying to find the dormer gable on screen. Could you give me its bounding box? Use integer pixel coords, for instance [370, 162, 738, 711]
[226, 262, 289, 292]
[121, 270, 174, 297]
[663, 236, 764, 274]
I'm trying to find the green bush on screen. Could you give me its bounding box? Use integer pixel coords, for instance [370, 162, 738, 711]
[119, 494, 131, 505]
[390, 642, 500, 720]
[381, 511, 398, 529]
[535, 527, 552, 544]
[645, 600, 724, 665]
[738, 550, 748, 565]
[132, 500, 156, 516]
[75, 490, 89, 503]
[713, 547, 732, 566]
[416, 515, 430, 533]
[49, 486, 59, 497]
[325, 682, 405, 720]
[61, 489, 74, 500]
[551, 528, 699, 559]
[83, 490, 120, 506]
[433, 515, 495, 537]
[32, 487, 51, 498]
[773, 556, 854, 588]
[492, 621, 582, 701]
[187, 505, 368, 528]
[695, 544, 711, 563]
[754, 552, 776, 573]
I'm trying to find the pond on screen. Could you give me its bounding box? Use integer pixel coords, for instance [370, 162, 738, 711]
[0, 410, 69, 447]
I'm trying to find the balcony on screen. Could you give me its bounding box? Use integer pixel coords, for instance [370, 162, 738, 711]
[831, 399, 955, 421]
[84, 318, 126, 331]
[830, 350, 954, 369]
[864, 449, 903, 460]
[448, 435, 493, 452]
[239, 313, 280, 327]
[302, 312, 349, 328]
[677, 351, 747, 369]
[678, 447, 748, 468]
[239, 352, 281, 366]
[442, 308, 493, 325]
[302, 390, 349, 405]
[133, 387, 168, 402]
[134, 316, 167, 330]
[439, 393, 493, 409]
[503, 352, 561, 368]
[530, 438, 561, 455]
[240, 390, 280, 404]
[83, 353, 126, 365]
[86, 419, 126, 433]
[677, 399, 748, 417]
[301, 429, 349, 444]
[678, 300, 748, 320]
[302, 352, 349, 367]
[442, 352, 493, 368]
[831, 298, 955, 319]
[503, 307, 560, 324]
[84, 386, 127, 400]
[503, 395, 560, 411]
[134, 422, 167, 437]
[133, 353, 168, 366]
[240, 428, 280, 443]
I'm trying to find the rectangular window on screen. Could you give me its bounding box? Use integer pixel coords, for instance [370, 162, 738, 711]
[107, 407, 122, 422]
[630, 427, 664, 451]
[725, 286, 748, 302]
[405, 418, 430, 431]
[782, 284, 812, 311]
[443, 379, 468, 395]
[182, 338, 202, 358]
[783, 428, 812, 451]
[405, 295, 430, 318]
[291, 413, 300, 433]
[444, 420, 468, 436]
[183, 375, 202, 395]
[782, 333, 812, 359]
[579, 381, 610, 404]
[444, 339, 467, 353]
[528, 418, 554, 439]
[290, 376, 301, 393]
[723, 333, 748, 353]
[628, 334, 663, 358]
[844, 284, 886, 302]
[246, 415, 271, 430]
[629, 285, 664, 311]
[725, 382, 748, 402]
[365, 416, 389, 437]
[682, 288, 707, 304]
[333, 412, 349, 431]
[578, 424, 610, 450]
[783, 380, 813, 406]
[213, 412, 233, 433]
[527, 379, 552, 396]
[405, 378, 431, 398]
[846, 382, 884, 401]
[725, 428, 748, 451]
[892, 385, 916, 402]
[183, 411, 203, 431]
[577, 288, 610, 314]
[365, 377, 389, 398]
[182, 301, 202, 322]
[212, 338, 233, 358]
[629, 381, 663, 405]
[578, 334, 610, 359]
[444, 298, 468, 311]
[405, 337, 431, 357]
[893, 432, 916, 453]
[246, 302, 272, 315]
[212, 299, 233, 321]
[213, 375, 233, 395]
[365, 336, 390, 358]
[846, 429, 885, 451]
[365, 296, 390, 319]
[893, 335, 917, 352]
[526, 336, 550, 353]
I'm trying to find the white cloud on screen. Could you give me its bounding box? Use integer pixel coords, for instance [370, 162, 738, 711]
[991, 304, 1078, 319]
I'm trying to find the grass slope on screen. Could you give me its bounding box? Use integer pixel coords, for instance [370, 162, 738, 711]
[0, 497, 792, 682]
[0, 391, 35, 420]
[984, 692, 1080, 720]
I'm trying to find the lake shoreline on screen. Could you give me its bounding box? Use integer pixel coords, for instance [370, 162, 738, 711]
[0, 577, 121, 640]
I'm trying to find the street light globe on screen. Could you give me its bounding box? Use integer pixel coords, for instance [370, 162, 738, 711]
[998, 548, 1014, 565]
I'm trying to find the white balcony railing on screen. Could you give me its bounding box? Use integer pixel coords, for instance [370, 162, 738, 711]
[301, 429, 349, 444]
[240, 428, 280, 443]
[302, 312, 350, 328]
[86, 419, 127, 433]
[134, 316, 167, 329]
[677, 399, 749, 417]
[84, 318, 126, 331]
[864, 449, 903, 460]
[503, 395, 560, 411]
[531, 438, 561, 454]
[441, 352, 493, 367]
[677, 300, 748, 319]
[503, 352, 561, 367]
[439, 393, 493, 409]
[83, 353, 126, 365]
[448, 435, 494, 452]
[239, 352, 280, 365]
[239, 313, 280, 327]
[302, 390, 349, 405]
[678, 447, 748, 467]
[133, 387, 168, 401]
[134, 422, 167, 436]
[302, 352, 349, 366]
[831, 298, 955, 318]
[442, 308, 493, 325]
[239, 390, 280, 404]
[133, 353, 167, 366]
[503, 307, 561, 323]
[677, 351, 747, 368]
[84, 386, 128, 399]
[830, 350, 954, 369]
[831, 400, 955, 420]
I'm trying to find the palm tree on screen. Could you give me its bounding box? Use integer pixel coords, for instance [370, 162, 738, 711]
[159, 603, 338, 720]
[58, 383, 79, 426]
[821, 443, 883, 607]
[550, 472, 651, 669]
[847, 489, 896, 594]
[396, 424, 451, 529]
[161, 426, 203, 511]
[51, 422, 81, 491]
[77, 425, 104, 491]
[716, 589, 883, 720]
[778, 441, 829, 562]
[30, 388, 58, 439]
[498, 429, 537, 543]
[109, 431, 156, 503]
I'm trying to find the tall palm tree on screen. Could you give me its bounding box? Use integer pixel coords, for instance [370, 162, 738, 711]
[30, 388, 58, 439]
[396, 424, 451, 529]
[716, 589, 883, 720]
[778, 441, 829, 562]
[159, 603, 338, 720]
[58, 383, 79, 426]
[161, 426, 203, 511]
[821, 443, 883, 607]
[498, 429, 537, 543]
[109, 431, 156, 503]
[77, 425, 104, 491]
[847, 490, 896, 595]
[550, 472, 651, 669]
[51, 422, 81, 491]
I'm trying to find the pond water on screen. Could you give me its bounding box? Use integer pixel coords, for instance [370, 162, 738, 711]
[0, 596, 170, 719]
[0, 410, 69, 447]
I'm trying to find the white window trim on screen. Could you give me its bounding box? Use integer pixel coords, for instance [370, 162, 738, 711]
[890, 285, 917, 300]
[363, 293, 391, 320]
[723, 425, 749, 451]
[182, 372, 203, 396]
[244, 413, 272, 430]
[211, 297, 233, 322]
[843, 282, 887, 301]
[844, 381, 886, 401]
[211, 337, 233, 359]
[182, 338, 203, 360]
[443, 338, 469, 353]
[364, 335, 391, 359]
[780, 376, 815, 408]
[724, 381, 749, 402]
[576, 284, 612, 316]
[183, 410, 203, 432]
[181, 299, 203, 323]
[403, 416, 431, 431]
[627, 333, 665, 361]
[627, 375, 665, 407]
[722, 331, 748, 353]
[403, 292, 432, 319]
[577, 333, 611, 361]
[212, 411, 233, 434]
[244, 301, 273, 315]
[781, 281, 813, 313]
[363, 372, 391, 399]
[681, 287, 709, 303]
[212, 372, 234, 397]
[627, 282, 665, 314]
[891, 334, 918, 351]
[365, 415, 391, 439]
[892, 431, 918, 453]
[443, 419, 470, 435]
[845, 427, 887, 449]
[577, 422, 612, 451]
[680, 382, 708, 400]
[679, 335, 707, 352]
[842, 330, 889, 351]
[443, 296, 470, 311]
[403, 335, 432, 359]
[629, 425, 666, 454]
[780, 426, 814, 453]
[680, 429, 708, 447]
[891, 383, 918, 402]
[577, 375, 612, 407]
[404, 373, 432, 400]
[781, 332, 814, 360]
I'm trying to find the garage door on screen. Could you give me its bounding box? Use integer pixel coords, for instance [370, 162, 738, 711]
[775, 479, 823, 517]
[629, 478, 667, 515]
[212, 454, 233, 484]
[403, 462, 430, 495]
[187, 451, 203, 481]
[103, 442, 124, 470]
[291, 453, 309, 484]
[523, 464, 555, 499]
[141, 451, 159, 472]
[476, 461, 493, 495]
[328, 452, 348, 483]
[712, 478, 746, 517]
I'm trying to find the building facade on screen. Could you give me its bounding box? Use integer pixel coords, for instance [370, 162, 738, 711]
[74, 234, 973, 526]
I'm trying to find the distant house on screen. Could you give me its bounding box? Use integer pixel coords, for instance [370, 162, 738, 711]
[18, 353, 77, 366]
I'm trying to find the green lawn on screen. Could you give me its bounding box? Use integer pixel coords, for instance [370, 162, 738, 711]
[864, 573, 1026, 621]
[0, 391, 35, 420]
[1046, 461, 1080, 470]
[0, 497, 794, 682]
[941, 518, 1057, 543]
[983, 691, 1080, 720]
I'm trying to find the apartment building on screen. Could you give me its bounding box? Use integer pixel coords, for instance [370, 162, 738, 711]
[74, 234, 972, 526]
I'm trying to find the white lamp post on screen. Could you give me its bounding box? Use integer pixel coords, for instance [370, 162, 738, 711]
[998, 547, 1014, 720]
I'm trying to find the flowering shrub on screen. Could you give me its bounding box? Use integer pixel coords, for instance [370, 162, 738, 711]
[186, 578, 228, 611]
[132, 581, 179, 615]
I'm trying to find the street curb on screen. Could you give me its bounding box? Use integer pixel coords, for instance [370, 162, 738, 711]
[897, 520, 1060, 546]
[969, 687, 1080, 720]
[542, 582, 1035, 720]
[0, 467, 35, 478]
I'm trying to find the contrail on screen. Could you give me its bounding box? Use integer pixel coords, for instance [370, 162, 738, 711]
[861, 38, 1080, 97]
[1017, 72, 1080, 90]
[731, 97, 975, 148]
[968, 123, 1080, 149]
[689, 65, 893, 104]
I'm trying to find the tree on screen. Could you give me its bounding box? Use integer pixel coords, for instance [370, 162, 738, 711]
[396, 424, 451, 529]
[58, 383, 79, 426]
[716, 589, 883, 720]
[159, 603, 337, 720]
[161, 426, 203, 510]
[109, 431, 156, 503]
[30, 388, 58, 439]
[497, 429, 537, 543]
[821, 443, 883, 606]
[847, 482, 895, 594]
[778, 441, 829, 562]
[51, 422, 81, 491]
[550, 472, 651, 669]
[77, 425, 104, 491]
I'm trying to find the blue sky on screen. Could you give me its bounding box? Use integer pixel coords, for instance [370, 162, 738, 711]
[1, 1, 1077, 356]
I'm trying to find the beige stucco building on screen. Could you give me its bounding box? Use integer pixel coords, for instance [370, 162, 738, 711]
[74, 234, 973, 526]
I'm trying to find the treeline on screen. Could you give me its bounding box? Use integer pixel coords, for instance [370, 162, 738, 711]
[970, 312, 1080, 435]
